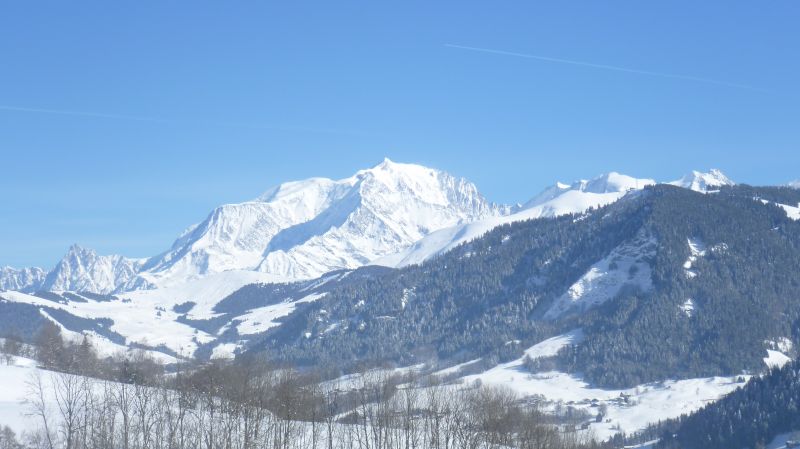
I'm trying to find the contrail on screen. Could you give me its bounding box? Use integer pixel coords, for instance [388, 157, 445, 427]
[0, 105, 367, 136]
[445, 43, 765, 92]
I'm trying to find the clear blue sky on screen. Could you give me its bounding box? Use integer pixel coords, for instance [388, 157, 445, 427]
[1, 1, 798, 268]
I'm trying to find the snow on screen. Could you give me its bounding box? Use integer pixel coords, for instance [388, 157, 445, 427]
[683, 238, 707, 279]
[119, 270, 286, 321]
[624, 441, 658, 449]
[376, 172, 655, 268]
[524, 329, 584, 359]
[764, 350, 792, 369]
[321, 364, 427, 392]
[777, 202, 800, 221]
[681, 299, 695, 317]
[668, 169, 735, 192]
[235, 292, 327, 335]
[432, 358, 482, 376]
[767, 431, 800, 449]
[0, 357, 39, 432]
[460, 331, 748, 441]
[544, 232, 656, 319]
[0, 270, 287, 358]
[757, 198, 800, 221]
[211, 343, 239, 359]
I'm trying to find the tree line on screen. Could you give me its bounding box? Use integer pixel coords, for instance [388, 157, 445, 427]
[0, 325, 607, 449]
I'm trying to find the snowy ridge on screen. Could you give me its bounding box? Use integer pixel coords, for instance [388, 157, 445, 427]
[42, 244, 146, 294]
[0, 266, 45, 292]
[375, 172, 655, 268]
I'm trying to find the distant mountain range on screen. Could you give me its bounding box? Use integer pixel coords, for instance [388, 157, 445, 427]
[0, 160, 743, 295]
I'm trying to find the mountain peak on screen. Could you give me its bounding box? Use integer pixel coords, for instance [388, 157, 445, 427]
[66, 243, 94, 256]
[669, 169, 734, 192]
[376, 156, 396, 168]
[583, 172, 655, 194]
[359, 158, 435, 178]
[138, 159, 503, 286]
[42, 245, 144, 294]
[787, 180, 800, 189]
[523, 172, 655, 210]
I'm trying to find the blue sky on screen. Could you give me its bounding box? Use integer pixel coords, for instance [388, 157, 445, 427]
[1, 1, 798, 268]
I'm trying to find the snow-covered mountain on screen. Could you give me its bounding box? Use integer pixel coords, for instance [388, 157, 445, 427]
[40, 245, 146, 294]
[669, 169, 734, 192]
[375, 172, 655, 267]
[788, 180, 800, 189]
[0, 165, 739, 294]
[124, 158, 506, 289]
[0, 266, 46, 292]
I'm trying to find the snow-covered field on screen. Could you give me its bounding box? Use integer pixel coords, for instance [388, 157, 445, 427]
[0, 357, 41, 432]
[455, 330, 749, 441]
[313, 329, 773, 443]
[0, 270, 300, 359]
[0, 328, 792, 446]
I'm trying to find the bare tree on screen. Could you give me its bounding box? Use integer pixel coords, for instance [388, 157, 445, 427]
[24, 371, 56, 449]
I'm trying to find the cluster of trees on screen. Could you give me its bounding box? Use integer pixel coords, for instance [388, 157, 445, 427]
[657, 360, 800, 449]
[0, 342, 609, 449]
[0, 425, 24, 449]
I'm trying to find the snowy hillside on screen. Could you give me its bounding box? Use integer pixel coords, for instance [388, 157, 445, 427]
[543, 230, 656, 320]
[375, 172, 655, 267]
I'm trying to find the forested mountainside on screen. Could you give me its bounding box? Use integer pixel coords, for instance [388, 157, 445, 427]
[247, 184, 800, 388]
[658, 360, 800, 449]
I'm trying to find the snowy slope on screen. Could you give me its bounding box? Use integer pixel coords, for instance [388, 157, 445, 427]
[459, 334, 747, 442]
[0, 266, 45, 292]
[668, 169, 734, 192]
[543, 230, 656, 320]
[788, 180, 800, 189]
[375, 172, 655, 267]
